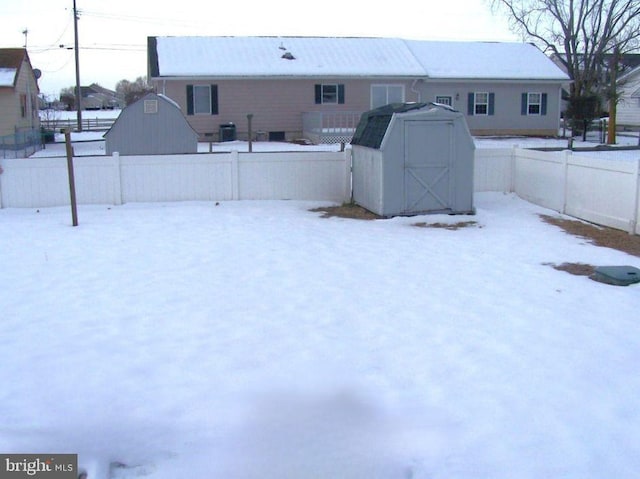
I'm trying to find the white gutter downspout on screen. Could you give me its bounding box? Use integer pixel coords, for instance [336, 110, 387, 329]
[411, 79, 424, 102]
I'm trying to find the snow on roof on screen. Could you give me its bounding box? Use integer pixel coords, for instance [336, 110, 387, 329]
[155, 36, 425, 77]
[152, 36, 569, 81]
[404, 40, 569, 80]
[0, 67, 16, 87]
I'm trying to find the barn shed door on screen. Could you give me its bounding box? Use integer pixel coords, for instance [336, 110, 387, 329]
[403, 120, 454, 213]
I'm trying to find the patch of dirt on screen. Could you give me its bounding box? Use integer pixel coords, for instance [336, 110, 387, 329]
[540, 214, 640, 257]
[412, 221, 479, 230]
[310, 203, 381, 220]
[544, 262, 596, 276]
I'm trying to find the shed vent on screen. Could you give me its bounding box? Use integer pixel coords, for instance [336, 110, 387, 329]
[144, 100, 158, 114]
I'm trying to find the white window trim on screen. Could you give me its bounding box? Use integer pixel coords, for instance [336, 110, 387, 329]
[435, 95, 453, 106]
[321, 84, 339, 104]
[474, 92, 489, 116]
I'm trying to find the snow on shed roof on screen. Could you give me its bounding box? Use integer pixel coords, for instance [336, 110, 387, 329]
[150, 36, 569, 81]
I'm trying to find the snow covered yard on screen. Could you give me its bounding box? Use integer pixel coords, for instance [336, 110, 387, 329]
[0, 193, 639, 479]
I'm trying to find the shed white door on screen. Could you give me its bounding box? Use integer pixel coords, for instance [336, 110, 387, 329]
[403, 120, 454, 213]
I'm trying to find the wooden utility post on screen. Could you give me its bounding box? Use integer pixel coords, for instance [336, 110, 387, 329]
[247, 114, 253, 153]
[64, 130, 79, 226]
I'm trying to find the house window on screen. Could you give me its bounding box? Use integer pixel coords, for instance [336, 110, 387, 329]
[186, 85, 219, 115]
[315, 84, 345, 104]
[20, 94, 27, 118]
[474, 92, 489, 115]
[528, 93, 541, 114]
[371, 84, 404, 108]
[467, 92, 495, 116]
[521, 92, 548, 116]
[435, 95, 452, 106]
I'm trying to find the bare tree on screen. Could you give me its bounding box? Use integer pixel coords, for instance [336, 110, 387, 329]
[491, 0, 640, 136]
[115, 76, 154, 106]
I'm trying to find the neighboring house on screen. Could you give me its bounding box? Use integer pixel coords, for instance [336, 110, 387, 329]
[81, 83, 124, 110]
[616, 65, 640, 128]
[147, 36, 569, 142]
[0, 48, 40, 138]
[104, 92, 198, 155]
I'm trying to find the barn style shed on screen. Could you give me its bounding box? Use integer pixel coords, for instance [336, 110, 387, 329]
[351, 103, 475, 217]
[105, 93, 198, 155]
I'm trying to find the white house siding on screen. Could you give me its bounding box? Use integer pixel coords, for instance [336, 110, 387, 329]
[617, 71, 640, 128]
[418, 81, 563, 136]
[0, 57, 39, 137]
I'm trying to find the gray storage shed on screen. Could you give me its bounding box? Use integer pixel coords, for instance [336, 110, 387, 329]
[351, 103, 475, 217]
[105, 93, 198, 155]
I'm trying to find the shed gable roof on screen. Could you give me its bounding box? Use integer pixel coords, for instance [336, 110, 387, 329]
[149, 36, 569, 81]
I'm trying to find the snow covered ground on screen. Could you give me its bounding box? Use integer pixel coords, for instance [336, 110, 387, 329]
[0, 192, 639, 479]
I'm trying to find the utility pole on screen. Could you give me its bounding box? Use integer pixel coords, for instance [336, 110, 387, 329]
[73, 0, 82, 132]
[607, 46, 619, 145]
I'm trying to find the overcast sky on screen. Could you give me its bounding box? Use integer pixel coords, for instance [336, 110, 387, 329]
[0, 0, 520, 97]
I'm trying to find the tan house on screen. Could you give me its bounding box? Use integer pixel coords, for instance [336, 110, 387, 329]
[0, 48, 40, 139]
[147, 36, 569, 142]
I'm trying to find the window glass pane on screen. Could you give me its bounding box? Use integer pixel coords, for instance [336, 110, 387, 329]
[388, 85, 404, 104]
[322, 84, 338, 104]
[193, 85, 210, 114]
[371, 86, 387, 108]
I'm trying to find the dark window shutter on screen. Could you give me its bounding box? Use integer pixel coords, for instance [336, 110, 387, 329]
[541, 93, 548, 115]
[488, 93, 495, 116]
[521, 93, 528, 115]
[211, 85, 219, 115]
[315, 84, 322, 104]
[186, 85, 194, 115]
[467, 93, 474, 115]
[338, 84, 345, 104]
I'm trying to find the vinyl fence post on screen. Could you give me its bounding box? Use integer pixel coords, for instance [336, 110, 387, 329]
[631, 158, 640, 235]
[510, 145, 518, 193]
[231, 150, 239, 200]
[112, 152, 122, 205]
[562, 149, 571, 215]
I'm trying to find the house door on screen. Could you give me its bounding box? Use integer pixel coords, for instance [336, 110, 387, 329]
[403, 120, 454, 213]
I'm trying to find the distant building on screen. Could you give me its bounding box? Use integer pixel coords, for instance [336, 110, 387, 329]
[80, 83, 124, 110]
[148, 36, 569, 141]
[0, 48, 40, 137]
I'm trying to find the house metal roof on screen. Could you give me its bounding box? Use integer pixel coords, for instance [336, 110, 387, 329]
[0, 48, 27, 88]
[148, 36, 570, 81]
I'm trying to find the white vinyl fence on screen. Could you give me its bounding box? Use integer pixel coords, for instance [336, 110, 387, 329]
[0, 151, 352, 208]
[475, 147, 640, 235]
[1, 147, 639, 235]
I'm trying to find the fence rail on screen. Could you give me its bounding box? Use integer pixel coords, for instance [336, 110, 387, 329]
[0, 128, 44, 159]
[0, 151, 351, 209]
[40, 117, 117, 132]
[302, 111, 361, 144]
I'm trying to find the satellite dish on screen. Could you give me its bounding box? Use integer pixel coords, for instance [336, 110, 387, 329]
[33, 68, 41, 79]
